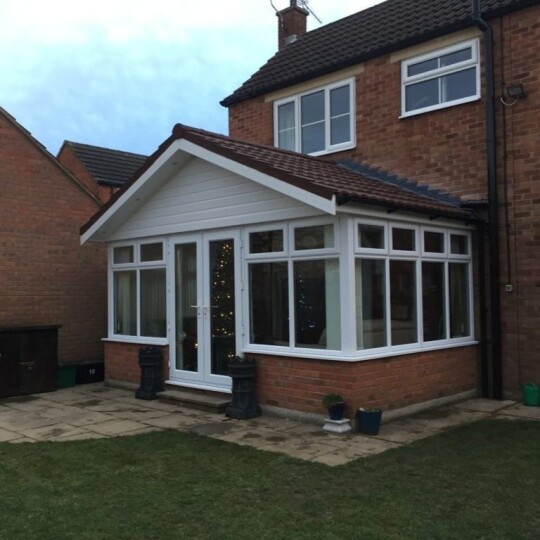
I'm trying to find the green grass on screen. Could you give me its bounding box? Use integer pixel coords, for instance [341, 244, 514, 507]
[0, 420, 538, 540]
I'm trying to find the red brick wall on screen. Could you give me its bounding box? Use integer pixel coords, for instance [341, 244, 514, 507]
[0, 112, 107, 364]
[227, 5, 540, 395]
[252, 347, 478, 416]
[57, 145, 117, 203]
[104, 342, 169, 384]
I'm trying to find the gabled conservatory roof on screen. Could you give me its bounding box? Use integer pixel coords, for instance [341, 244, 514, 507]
[81, 124, 478, 242]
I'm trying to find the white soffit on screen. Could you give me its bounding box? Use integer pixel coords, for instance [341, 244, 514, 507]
[81, 138, 336, 244]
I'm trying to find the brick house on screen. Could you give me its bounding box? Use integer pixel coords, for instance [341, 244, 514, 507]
[0, 107, 107, 396]
[82, 0, 538, 417]
[57, 141, 147, 203]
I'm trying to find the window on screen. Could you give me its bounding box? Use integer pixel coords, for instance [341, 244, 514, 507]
[355, 221, 473, 351]
[402, 40, 480, 116]
[111, 241, 166, 340]
[246, 221, 341, 351]
[274, 79, 355, 155]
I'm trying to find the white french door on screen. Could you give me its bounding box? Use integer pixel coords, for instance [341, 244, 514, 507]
[170, 231, 240, 390]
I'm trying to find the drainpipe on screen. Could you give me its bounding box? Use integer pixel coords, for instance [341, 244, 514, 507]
[472, 0, 502, 399]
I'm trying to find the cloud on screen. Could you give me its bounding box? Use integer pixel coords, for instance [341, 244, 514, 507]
[0, 0, 383, 154]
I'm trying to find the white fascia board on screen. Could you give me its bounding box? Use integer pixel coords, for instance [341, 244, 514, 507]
[81, 143, 186, 244]
[81, 137, 336, 245]
[177, 139, 336, 215]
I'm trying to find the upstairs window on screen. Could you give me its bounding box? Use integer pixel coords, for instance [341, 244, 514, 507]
[274, 79, 355, 156]
[401, 39, 480, 116]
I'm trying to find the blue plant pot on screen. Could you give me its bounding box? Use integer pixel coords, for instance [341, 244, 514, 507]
[356, 408, 382, 435]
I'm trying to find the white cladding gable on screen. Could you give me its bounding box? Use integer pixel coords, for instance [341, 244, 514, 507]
[109, 157, 324, 241]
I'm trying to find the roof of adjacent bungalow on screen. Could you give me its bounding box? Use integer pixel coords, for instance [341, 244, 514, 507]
[221, 0, 538, 107]
[60, 141, 148, 187]
[81, 124, 479, 242]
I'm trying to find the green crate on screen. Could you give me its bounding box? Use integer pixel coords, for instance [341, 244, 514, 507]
[523, 383, 540, 407]
[57, 365, 77, 389]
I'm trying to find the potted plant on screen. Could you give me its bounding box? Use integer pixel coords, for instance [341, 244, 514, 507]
[322, 393, 346, 420]
[356, 407, 383, 435]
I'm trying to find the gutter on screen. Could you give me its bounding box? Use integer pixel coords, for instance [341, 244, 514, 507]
[472, 0, 503, 399]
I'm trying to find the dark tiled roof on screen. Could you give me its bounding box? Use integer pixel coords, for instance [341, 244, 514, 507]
[222, 0, 538, 106]
[81, 124, 478, 236]
[65, 141, 148, 187]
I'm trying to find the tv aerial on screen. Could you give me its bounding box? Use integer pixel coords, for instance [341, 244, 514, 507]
[297, 0, 322, 24]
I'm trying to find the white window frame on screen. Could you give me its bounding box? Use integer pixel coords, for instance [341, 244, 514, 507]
[273, 78, 356, 156]
[109, 239, 167, 344]
[354, 220, 474, 354]
[244, 218, 342, 356]
[401, 39, 481, 117]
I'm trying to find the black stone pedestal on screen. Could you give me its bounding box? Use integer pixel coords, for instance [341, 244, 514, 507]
[135, 346, 163, 400]
[225, 358, 261, 419]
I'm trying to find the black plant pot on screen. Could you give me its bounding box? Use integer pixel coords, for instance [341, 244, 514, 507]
[328, 402, 345, 420]
[135, 346, 163, 400]
[225, 357, 261, 420]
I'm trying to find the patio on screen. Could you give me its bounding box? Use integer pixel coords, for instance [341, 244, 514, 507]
[0, 383, 538, 466]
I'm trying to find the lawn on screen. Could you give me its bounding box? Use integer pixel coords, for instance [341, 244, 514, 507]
[0, 419, 538, 540]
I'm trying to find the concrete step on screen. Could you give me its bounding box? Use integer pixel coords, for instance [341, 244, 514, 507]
[157, 388, 230, 414]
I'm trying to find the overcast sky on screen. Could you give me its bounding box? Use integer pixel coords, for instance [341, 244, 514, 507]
[0, 0, 383, 156]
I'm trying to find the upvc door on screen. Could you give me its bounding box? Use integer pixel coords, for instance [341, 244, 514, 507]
[171, 231, 239, 390]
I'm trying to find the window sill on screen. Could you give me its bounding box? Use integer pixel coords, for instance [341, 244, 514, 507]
[243, 340, 478, 362]
[308, 141, 356, 157]
[399, 94, 480, 119]
[103, 337, 169, 346]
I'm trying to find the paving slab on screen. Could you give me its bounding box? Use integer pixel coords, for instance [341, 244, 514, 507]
[21, 424, 90, 442]
[453, 398, 516, 413]
[0, 427, 20, 442]
[497, 403, 540, 420]
[55, 411, 115, 427]
[140, 412, 204, 430]
[107, 408, 172, 421]
[85, 419, 148, 436]
[257, 438, 340, 461]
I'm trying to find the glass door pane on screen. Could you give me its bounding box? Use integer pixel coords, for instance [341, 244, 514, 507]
[175, 243, 199, 372]
[208, 239, 236, 375]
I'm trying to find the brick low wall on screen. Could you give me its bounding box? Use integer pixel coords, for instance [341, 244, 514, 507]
[105, 341, 478, 416]
[252, 346, 479, 417]
[104, 342, 169, 385]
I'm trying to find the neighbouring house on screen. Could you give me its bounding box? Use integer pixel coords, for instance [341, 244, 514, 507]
[57, 141, 147, 203]
[0, 107, 107, 398]
[82, 0, 539, 417]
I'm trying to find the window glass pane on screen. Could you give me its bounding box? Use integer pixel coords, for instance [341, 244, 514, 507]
[301, 122, 325, 154]
[330, 115, 350, 145]
[113, 246, 134, 264]
[449, 263, 470, 337]
[294, 224, 334, 250]
[392, 228, 415, 251]
[209, 239, 236, 375]
[175, 243, 198, 372]
[424, 231, 445, 253]
[356, 259, 386, 349]
[407, 57, 438, 77]
[140, 269, 166, 337]
[359, 224, 385, 249]
[422, 262, 446, 341]
[278, 102, 295, 130]
[405, 78, 439, 112]
[441, 67, 476, 102]
[113, 271, 136, 335]
[330, 85, 350, 117]
[301, 90, 324, 124]
[249, 262, 289, 345]
[140, 242, 163, 262]
[390, 261, 417, 345]
[249, 230, 284, 254]
[278, 129, 295, 151]
[440, 48, 471, 67]
[294, 259, 340, 349]
[450, 234, 469, 255]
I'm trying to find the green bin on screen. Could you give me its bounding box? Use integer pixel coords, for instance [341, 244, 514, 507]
[57, 365, 77, 388]
[523, 383, 540, 407]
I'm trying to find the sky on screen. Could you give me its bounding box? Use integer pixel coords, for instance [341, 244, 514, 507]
[0, 0, 384, 156]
